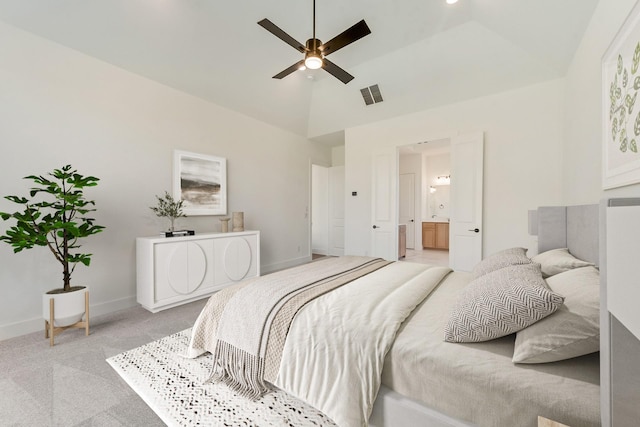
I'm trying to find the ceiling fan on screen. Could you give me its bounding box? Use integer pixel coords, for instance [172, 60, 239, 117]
[258, 0, 371, 84]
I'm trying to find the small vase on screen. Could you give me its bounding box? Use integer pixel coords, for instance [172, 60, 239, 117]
[220, 218, 230, 232]
[232, 212, 244, 232]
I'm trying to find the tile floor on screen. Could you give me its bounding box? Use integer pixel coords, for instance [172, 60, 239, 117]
[400, 248, 449, 267]
[313, 249, 449, 267]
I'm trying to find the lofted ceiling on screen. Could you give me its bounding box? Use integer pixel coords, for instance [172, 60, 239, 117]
[0, 0, 598, 145]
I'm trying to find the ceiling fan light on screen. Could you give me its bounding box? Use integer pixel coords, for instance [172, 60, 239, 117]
[305, 53, 323, 70]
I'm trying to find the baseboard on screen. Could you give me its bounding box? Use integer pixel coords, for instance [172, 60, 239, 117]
[261, 255, 312, 274]
[0, 295, 137, 341]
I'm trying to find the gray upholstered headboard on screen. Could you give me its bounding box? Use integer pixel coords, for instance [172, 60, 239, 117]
[528, 204, 599, 266]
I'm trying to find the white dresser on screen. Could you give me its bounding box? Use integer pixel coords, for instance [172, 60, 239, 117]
[136, 231, 260, 312]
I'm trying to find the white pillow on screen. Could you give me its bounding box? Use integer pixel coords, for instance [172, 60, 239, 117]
[444, 263, 564, 343]
[513, 266, 600, 364]
[531, 248, 594, 278]
[472, 247, 531, 279]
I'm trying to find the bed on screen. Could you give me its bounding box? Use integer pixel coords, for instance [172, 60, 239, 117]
[186, 205, 601, 427]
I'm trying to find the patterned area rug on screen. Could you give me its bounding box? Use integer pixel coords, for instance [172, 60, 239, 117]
[107, 329, 336, 427]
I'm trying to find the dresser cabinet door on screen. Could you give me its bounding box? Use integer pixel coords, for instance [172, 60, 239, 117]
[214, 235, 258, 285]
[154, 240, 214, 302]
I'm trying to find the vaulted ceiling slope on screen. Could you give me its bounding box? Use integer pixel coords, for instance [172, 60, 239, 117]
[0, 0, 598, 144]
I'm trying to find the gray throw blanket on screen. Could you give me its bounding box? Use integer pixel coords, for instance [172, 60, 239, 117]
[207, 256, 391, 399]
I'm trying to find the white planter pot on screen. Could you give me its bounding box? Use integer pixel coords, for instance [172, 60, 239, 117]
[42, 286, 88, 327]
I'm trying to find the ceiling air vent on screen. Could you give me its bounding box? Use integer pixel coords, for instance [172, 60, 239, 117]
[360, 84, 383, 106]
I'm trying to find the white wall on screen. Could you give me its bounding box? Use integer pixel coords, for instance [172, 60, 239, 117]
[345, 79, 565, 259]
[0, 22, 331, 339]
[563, 0, 640, 202]
[332, 146, 345, 166]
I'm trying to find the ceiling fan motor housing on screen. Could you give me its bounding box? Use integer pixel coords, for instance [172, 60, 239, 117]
[306, 38, 323, 52]
[305, 38, 324, 69]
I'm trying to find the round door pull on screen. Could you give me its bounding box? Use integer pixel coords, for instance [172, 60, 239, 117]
[468, 228, 480, 233]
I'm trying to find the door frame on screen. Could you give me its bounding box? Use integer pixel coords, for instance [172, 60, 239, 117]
[384, 132, 483, 268]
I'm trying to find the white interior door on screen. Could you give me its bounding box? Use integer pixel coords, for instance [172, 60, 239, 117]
[371, 149, 397, 261]
[399, 173, 415, 249]
[328, 166, 345, 256]
[311, 165, 329, 255]
[449, 132, 484, 271]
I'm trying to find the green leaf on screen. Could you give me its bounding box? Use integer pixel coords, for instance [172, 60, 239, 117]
[631, 139, 638, 153]
[618, 54, 624, 74]
[633, 42, 640, 74]
[610, 100, 616, 119]
[613, 117, 619, 140]
[621, 137, 628, 152]
[623, 68, 629, 88]
[626, 92, 638, 113]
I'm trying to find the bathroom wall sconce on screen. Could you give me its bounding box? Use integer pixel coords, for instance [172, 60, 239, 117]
[435, 175, 451, 185]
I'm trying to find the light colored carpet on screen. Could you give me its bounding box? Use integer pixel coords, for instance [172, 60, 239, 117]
[107, 329, 336, 427]
[0, 299, 209, 426]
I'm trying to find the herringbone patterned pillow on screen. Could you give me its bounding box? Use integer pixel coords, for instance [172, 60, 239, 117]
[444, 263, 564, 343]
[472, 247, 532, 279]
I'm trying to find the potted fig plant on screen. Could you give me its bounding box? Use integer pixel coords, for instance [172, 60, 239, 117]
[0, 165, 105, 345]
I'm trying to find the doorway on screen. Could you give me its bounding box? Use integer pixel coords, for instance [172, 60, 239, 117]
[396, 133, 484, 270]
[371, 132, 483, 270]
[399, 139, 451, 267]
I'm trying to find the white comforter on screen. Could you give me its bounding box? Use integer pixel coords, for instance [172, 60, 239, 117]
[272, 262, 451, 427]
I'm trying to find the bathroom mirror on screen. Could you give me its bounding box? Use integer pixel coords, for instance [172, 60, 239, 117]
[428, 185, 450, 220]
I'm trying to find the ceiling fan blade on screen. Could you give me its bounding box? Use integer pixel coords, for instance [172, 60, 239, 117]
[322, 58, 354, 84]
[258, 19, 306, 53]
[273, 60, 306, 79]
[320, 20, 371, 56]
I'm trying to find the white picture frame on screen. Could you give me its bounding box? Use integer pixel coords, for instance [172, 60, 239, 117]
[603, 2, 640, 189]
[173, 150, 227, 216]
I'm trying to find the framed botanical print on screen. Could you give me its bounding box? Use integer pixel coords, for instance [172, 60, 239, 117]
[603, 2, 640, 189]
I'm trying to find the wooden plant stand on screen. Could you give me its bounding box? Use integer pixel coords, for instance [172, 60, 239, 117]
[44, 291, 90, 347]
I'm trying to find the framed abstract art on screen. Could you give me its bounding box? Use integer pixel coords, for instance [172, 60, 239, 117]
[173, 150, 227, 216]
